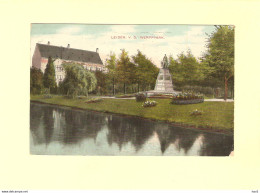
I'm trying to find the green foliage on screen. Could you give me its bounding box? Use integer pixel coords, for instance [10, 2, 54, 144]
[135, 93, 147, 102]
[168, 50, 204, 88]
[116, 49, 137, 94]
[59, 63, 97, 98]
[132, 50, 159, 91]
[30, 67, 44, 94]
[43, 57, 57, 93]
[106, 53, 117, 95]
[202, 25, 234, 100]
[94, 70, 107, 95]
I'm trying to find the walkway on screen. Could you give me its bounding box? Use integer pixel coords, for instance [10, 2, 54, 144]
[101, 96, 234, 102]
[204, 99, 234, 102]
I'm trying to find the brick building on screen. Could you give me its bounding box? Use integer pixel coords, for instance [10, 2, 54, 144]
[32, 42, 105, 84]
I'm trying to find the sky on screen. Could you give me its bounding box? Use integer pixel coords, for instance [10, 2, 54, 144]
[31, 24, 216, 67]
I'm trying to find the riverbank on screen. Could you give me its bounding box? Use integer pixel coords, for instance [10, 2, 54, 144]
[30, 95, 234, 135]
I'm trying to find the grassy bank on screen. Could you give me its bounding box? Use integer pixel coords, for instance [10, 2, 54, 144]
[30, 95, 234, 132]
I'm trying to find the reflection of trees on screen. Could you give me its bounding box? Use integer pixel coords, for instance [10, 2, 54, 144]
[106, 116, 154, 152]
[155, 124, 199, 154]
[199, 133, 234, 156]
[156, 125, 233, 156]
[30, 103, 43, 132]
[62, 110, 105, 144]
[30, 103, 55, 145]
[30, 103, 44, 144]
[30, 103, 106, 146]
[30, 103, 234, 156]
[42, 106, 55, 145]
[154, 123, 172, 154]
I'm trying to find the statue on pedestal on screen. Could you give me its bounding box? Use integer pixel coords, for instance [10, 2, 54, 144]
[161, 54, 169, 69]
[154, 54, 175, 93]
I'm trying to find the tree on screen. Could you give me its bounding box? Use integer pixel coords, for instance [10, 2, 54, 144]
[132, 50, 159, 91]
[60, 63, 97, 98]
[168, 50, 204, 89]
[30, 67, 43, 94]
[116, 49, 137, 94]
[106, 53, 117, 95]
[203, 25, 234, 100]
[94, 70, 107, 95]
[43, 57, 57, 93]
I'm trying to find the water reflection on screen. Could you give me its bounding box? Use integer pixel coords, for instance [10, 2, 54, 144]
[30, 102, 233, 156]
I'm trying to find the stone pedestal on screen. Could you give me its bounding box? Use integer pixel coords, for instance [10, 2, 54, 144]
[154, 68, 174, 93]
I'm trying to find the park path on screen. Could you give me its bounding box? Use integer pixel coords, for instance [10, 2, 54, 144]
[101, 96, 234, 102]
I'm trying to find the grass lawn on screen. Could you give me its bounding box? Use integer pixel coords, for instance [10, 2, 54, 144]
[30, 95, 234, 132]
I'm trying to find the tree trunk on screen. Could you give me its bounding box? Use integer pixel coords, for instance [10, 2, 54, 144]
[137, 83, 140, 93]
[224, 76, 228, 101]
[113, 78, 115, 96]
[124, 83, 126, 94]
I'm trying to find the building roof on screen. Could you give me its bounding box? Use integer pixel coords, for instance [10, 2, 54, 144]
[37, 43, 103, 65]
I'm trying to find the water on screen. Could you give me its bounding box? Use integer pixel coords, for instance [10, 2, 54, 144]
[30, 102, 233, 156]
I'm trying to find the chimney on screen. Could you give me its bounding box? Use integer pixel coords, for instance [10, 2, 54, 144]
[96, 48, 99, 53]
[47, 41, 50, 45]
[67, 44, 70, 48]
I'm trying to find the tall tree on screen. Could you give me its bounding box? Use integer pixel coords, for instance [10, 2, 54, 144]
[94, 70, 107, 95]
[168, 50, 204, 89]
[132, 50, 159, 91]
[43, 57, 57, 93]
[203, 25, 234, 100]
[60, 63, 97, 98]
[106, 53, 117, 95]
[116, 49, 136, 94]
[30, 67, 44, 94]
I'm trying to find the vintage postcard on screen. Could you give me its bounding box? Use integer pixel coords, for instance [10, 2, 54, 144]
[30, 24, 234, 156]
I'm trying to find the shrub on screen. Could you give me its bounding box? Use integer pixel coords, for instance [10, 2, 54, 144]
[135, 93, 147, 102]
[190, 109, 203, 116]
[143, 100, 157, 107]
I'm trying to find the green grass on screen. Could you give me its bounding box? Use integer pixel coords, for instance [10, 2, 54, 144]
[30, 95, 234, 131]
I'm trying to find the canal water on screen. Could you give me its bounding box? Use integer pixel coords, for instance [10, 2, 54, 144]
[30, 102, 233, 156]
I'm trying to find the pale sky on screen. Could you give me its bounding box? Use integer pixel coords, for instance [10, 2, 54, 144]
[31, 24, 216, 67]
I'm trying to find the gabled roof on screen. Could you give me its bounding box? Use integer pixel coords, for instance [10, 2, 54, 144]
[37, 43, 103, 65]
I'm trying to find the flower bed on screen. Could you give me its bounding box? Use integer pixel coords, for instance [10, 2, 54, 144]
[171, 93, 204, 105]
[142, 100, 157, 107]
[85, 98, 103, 104]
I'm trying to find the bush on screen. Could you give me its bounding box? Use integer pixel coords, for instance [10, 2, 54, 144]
[135, 93, 147, 102]
[190, 109, 203, 116]
[142, 100, 157, 107]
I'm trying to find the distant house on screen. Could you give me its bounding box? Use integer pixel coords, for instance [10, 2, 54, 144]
[32, 42, 105, 84]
